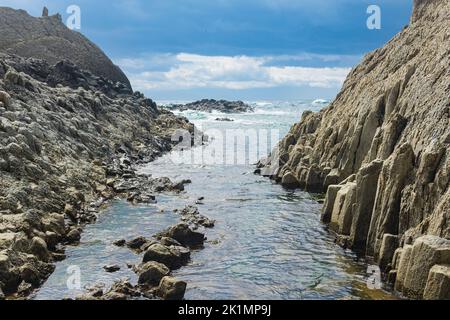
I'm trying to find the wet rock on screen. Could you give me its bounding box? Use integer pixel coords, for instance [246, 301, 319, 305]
[126, 237, 150, 252]
[157, 223, 205, 247]
[157, 276, 187, 300]
[65, 229, 81, 244]
[215, 117, 234, 122]
[142, 243, 190, 270]
[103, 265, 120, 273]
[166, 99, 254, 113]
[179, 206, 215, 228]
[113, 239, 126, 247]
[135, 261, 170, 286]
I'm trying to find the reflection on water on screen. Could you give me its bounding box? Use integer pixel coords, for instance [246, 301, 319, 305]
[34, 101, 396, 300]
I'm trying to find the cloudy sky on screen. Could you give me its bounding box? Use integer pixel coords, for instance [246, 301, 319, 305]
[1, 0, 413, 100]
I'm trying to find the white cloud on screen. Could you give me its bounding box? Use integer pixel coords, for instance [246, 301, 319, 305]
[116, 53, 351, 91]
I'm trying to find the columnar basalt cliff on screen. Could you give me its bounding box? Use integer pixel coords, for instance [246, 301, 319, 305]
[259, 0, 450, 299]
[0, 9, 193, 298]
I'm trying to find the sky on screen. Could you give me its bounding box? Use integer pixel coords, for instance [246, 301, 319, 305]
[0, 0, 413, 101]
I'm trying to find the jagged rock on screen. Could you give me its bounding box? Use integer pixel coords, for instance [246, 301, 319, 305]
[135, 261, 170, 286]
[157, 276, 187, 300]
[258, 0, 450, 297]
[113, 239, 126, 247]
[423, 264, 450, 300]
[42, 7, 48, 17]
[166, 99, 254, 113]
[0, 7, 131, 88]
[178, 206, 215, 228]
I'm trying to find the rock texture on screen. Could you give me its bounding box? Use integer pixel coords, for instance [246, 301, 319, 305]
[258, 0, 450, 299]
[0, 7, 131, 90]
[166, 99, 254, 113]
[0, 9, 194, 297]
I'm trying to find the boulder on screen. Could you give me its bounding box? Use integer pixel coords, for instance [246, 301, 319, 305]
[158, 223, 205, 247]
[423, 264, 450, 300]
[0, 91, 11, 108]
[103, 265, 120, 273]
[65, 229, 81, 244]
[281, 172, 299, 188]
[135, 261, 170, 286]
[402, 236, 450, 299]
[142, 243, 190, 270]
[29, 237, 49, 262]
[157, 276, 187, 300]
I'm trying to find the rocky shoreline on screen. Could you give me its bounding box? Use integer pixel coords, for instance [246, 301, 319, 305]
[257, 0, 450, 300]
[0, 10, 199, 297]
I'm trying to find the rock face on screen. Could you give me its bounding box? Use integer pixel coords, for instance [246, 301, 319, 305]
[166, 99, 254, 113]
[0, 7, 131, 90]
[0, 9, 194, 297]
[258, 0, 450, 299]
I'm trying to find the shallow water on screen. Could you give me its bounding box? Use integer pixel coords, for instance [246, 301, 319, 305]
[34, 101, 396, 300]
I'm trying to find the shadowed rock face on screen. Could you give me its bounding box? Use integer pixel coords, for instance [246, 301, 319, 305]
[0, 7, 131, 90]
[259, 0, 450, 299]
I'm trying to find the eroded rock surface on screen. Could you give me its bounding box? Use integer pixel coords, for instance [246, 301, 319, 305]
[258, 0, 450, 299]
[166, 99, 254, 113]
[0, 10, 193, 297]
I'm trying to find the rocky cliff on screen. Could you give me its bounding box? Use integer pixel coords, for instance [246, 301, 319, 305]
[0, 7, 131, 90]
[258, 0, 450, 299]
[0, 9, 192, 298]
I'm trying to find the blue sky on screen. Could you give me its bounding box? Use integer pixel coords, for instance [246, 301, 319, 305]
[1, 0, 413, 101]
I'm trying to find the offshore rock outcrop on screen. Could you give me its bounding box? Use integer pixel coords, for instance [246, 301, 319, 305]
[166, 99, 254, 113]
[0, 13, 193, 297]
[258, 0, 450, 299]
[0, 7, 131, 90]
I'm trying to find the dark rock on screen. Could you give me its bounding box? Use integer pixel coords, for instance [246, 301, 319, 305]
[113, 239, 126, 247]
[166, 99, 254, 113]
[103, 265, 120, 273]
